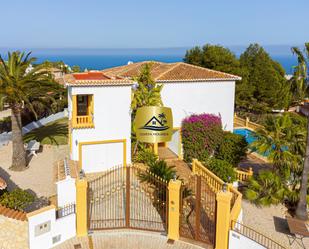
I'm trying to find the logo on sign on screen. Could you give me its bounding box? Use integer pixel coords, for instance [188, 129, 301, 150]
[135, 106, 173, 143]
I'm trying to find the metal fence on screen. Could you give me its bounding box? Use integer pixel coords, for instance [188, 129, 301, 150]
[231, 220, 287, 249]
[179, 174, 217, 246]
[87, 165, 168, 232]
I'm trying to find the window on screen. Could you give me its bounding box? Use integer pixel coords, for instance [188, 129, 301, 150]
[77, 95, 88, 116]
[34, 221, 51, 236]
[72, 94, 94, 128]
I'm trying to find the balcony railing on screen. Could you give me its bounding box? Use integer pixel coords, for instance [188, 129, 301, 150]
[235, 167, 253, 183]
[72, 115, 94, 129]
[56, 204, 76, 219]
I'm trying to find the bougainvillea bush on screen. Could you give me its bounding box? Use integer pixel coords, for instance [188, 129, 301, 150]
[181, 113, 224, 162]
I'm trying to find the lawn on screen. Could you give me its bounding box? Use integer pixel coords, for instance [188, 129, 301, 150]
[23, 118, 68, 145]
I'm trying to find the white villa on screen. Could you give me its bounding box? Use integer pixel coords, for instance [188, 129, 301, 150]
[65, 61, 241, 173]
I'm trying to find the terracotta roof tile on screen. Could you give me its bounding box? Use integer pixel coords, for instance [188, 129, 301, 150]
[0, 177, 7, 190]
[102, 61, 241, 82]
[65, 71, 133, 86]
[54, 159, 79, 182]
[0, 204, 27, 221]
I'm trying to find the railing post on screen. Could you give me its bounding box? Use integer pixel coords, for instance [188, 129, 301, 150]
[245, 117, 249, 127]
[192, 159, 197, 174]
[125, 166, 130, 227]
[215, 189, 232, 249]
[248, 167, 253, 177]
[168, 179, 182, 241]
[76, 178, 88, 237]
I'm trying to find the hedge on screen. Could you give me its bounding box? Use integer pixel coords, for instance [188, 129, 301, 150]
[215, 132, 248, 166]
[207, 158, 236, 183]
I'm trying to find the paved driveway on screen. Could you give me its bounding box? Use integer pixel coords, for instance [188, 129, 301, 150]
[53, 230, 209, 249]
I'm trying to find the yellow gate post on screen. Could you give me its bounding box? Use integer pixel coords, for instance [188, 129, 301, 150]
[76, 177, 88, 237]
[215, 188, 232, 249]
[153, 143, 158, 155]
[167, 178, 182, 241]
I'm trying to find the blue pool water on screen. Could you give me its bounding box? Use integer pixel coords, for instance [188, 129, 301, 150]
[233, 128, 269, 157]
[233, 128, 257, 144]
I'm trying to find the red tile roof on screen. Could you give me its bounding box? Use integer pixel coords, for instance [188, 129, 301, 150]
[102, 61, 241, 82]
[65, 71, 133, 86]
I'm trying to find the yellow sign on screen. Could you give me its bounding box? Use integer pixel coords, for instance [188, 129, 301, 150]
[135, 106, 173, 143]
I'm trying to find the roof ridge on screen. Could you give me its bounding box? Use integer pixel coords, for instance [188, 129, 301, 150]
[155, 62, 180, 80]
[178, 62, 241, 79]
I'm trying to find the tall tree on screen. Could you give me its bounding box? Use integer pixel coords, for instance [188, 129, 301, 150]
[239, 44, 290, 112]
[184, 44, 241, 75]
[131, 63, 163, 116]
[290, 44, 309, 104]
[0, 51, 61, 170]
[131, 63, 163, 155]
[294, 43, 309, 220]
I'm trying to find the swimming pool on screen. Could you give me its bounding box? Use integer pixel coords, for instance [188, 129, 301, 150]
[233, 128, 270, 157]
[233, 128, 257, 144]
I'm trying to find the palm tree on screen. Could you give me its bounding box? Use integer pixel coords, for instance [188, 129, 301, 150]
[252, 115, 301, 171]
[245, 170, 286, 206]
[0, 51, 60, 171]
[293, 43, 309, 220]
[290, 44, 309, 104]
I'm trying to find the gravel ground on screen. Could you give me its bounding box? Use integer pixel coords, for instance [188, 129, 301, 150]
[0, 142, 69, 210]
[242, 200, 309, 249]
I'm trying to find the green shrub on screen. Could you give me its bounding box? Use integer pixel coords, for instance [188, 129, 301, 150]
[206, 158, 236, 183]
[181, 113, 223, 162]
[0, 188, 34, 211]
[244, 170, 286, 206]
[140, 159, 176, 182]
[215, 132, 248, 166]
[134, 149, 158, 165]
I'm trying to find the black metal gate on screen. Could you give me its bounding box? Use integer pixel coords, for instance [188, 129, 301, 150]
[87, 165, 168, 232]
[179, 174, 216, 246]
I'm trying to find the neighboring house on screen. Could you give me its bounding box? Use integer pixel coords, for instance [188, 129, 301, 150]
[65, 61, 240, 173]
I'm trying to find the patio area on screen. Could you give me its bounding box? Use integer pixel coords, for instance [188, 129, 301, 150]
[0, 142, 69, 211]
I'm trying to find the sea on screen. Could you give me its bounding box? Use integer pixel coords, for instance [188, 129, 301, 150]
[0, 46, 298, 74]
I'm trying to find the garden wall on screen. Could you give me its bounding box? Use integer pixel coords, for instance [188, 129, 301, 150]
[229, 230, 266, 249]
[27, 205, 76, 249]
[0, 108, 68, 147]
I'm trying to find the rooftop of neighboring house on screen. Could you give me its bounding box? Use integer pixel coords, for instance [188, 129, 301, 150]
[0, 176, 7, 190]
[64, 71, 134, 86]
[102, 61, 241, 82]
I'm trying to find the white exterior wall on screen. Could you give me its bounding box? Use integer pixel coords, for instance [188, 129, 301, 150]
[161, 81, 235, 131]
[168, 129, 180, 155]
[229, 230, 266, 249]
[56, 177, 76, 207]
[69, 85, 131, 173]
[28, 207, 76, 249]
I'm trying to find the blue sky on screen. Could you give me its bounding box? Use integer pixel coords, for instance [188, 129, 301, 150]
[1, 0, 308, 48]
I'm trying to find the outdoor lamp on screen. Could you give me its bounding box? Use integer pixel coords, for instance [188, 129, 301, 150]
[79, 169, 85, 179]
[222, 183, 228, 192]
